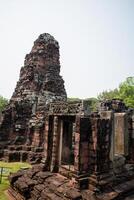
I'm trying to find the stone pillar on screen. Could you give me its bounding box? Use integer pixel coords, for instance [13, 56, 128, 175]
[79, 117, 90, 174]
[42, 116, 49, 166]
[88, 114, 112, 190]
[58, 119, 63, 166]
[74, 115, 81, 174]
[114, 113, 128, 156]
[50, 116, 59, 172]
[100, 111, 114, 161]
[128, 111, 134, 162]
[72, 122, 76, 157]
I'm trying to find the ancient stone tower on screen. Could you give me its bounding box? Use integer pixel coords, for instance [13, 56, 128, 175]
[1, 34, 134, 200]
[0, 33, 67, 148]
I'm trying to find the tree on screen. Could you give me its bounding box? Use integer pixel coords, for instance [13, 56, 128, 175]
[118, 77, 134, 108]
[97, 77, 134, 108]
[67, 97, 81, 102]
[97, 88, 119, 101]
[0, 95, 8, 112]
[84, 97, 98, 111]
[68, 97, 98, 112]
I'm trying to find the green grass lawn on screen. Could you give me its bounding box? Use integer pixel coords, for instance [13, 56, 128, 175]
[0, 162, 31, 200]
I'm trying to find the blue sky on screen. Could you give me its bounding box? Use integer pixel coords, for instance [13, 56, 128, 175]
[0, 0, 133, 99]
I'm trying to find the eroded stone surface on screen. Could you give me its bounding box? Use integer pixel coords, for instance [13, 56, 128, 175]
[0, 34, 134, 200]
[0, 33, 67, 162]
[9, 164, 134, 200]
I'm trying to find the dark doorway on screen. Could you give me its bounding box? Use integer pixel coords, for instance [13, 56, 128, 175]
[61, 119, 74, 166]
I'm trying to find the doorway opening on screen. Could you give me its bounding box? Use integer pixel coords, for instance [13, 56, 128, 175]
[60, 116, 75, 172]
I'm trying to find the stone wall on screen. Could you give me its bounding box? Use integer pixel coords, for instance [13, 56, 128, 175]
[9, 109, 134, 200]
[0, 33, 66, 143]
[0, 33, 134, 199]
[0, 33, 67, 162]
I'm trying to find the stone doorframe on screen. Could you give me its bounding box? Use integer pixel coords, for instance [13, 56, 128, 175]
[43, 115, 77, 174]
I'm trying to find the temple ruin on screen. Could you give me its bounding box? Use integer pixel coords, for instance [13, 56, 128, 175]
[0, 33, 67, 163]
[0, 34, 134, 199]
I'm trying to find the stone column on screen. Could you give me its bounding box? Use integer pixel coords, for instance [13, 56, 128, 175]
[58, 119, 63, 166]
[79, 117, 90, 174]
[114, 113, 128, 156]
[50, 116, 59, 172]
[42, 116, 49, 166]
[100, 111, 114, 161]
[128, 111, 134, 162]
[88, 114, 112, 190]
[74, 115, 81, 174]
[72, 122, 76, 157]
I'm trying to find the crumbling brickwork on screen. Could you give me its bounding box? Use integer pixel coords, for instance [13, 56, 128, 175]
[0, 34, 134, 199]
[0, 33, 66, 163]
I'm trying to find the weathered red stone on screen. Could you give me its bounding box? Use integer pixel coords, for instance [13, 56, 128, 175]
[0, 33, 134, 200]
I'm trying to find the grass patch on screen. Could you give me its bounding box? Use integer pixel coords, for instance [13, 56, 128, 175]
[0, 162, 31, 200]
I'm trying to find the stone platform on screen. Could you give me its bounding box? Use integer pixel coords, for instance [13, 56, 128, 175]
[8, 164, 134, 200]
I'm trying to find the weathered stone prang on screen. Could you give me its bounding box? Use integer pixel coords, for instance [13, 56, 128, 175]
[0, 33, 67, 162]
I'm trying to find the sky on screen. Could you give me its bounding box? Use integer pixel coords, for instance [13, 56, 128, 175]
[0, 0, 133, 99]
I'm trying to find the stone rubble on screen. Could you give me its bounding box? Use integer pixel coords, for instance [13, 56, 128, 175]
[8, 162, 134, 200]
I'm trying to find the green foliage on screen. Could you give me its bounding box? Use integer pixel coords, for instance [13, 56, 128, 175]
[67, 97, 81, 102]
[97, 88, 119, 101]
[84, 98, 98, 111]
[0, 96, 8, 112]
[118, 77, 134, 108]
[97, 77, 134, 108]
[68, 97, 98, 112]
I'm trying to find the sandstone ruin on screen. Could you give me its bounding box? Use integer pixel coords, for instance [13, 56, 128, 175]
[0, 34, 134, 199]
[0, 33, 66, 163]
